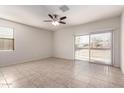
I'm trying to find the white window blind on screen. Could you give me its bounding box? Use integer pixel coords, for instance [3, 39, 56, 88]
[0, 27, 14, 50]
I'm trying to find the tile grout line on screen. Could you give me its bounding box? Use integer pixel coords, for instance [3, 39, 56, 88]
[15, 66, 39, 88]
[0, 70, 9, 88]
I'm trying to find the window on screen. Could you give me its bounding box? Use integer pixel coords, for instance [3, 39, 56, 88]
[0, 27, 14, 50]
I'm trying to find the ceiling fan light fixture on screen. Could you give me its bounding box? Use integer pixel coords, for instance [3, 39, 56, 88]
[52, 21, 59, 26]
[44, 14, 66, 26]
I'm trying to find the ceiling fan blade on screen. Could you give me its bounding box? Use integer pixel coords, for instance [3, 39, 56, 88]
[59, 21, 66, 24]
[43, 20, 52, 22]
[48, 14, 53, 19]
[60, 16, 67, 20]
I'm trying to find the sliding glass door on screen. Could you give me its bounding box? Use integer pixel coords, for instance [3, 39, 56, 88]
[90, 32, 112, 64]
[75, 32, 112, 65]
[75, 35, 89, 61]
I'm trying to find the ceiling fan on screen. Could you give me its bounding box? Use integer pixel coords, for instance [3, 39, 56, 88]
[43, 14, 67, 26]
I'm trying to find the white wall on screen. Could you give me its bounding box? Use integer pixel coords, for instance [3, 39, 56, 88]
[0, 16, 121, 68]
[121, 12, 124, 73]
[54, 17, 121, 67]
[0, 19, 53, 66]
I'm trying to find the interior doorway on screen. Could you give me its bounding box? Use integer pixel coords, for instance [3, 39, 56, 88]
[75, 31, 112, 65]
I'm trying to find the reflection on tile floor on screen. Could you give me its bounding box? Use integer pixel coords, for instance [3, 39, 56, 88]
[0, 57, 124, 88]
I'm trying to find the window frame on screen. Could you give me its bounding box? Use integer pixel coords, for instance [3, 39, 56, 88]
[0, 26, 14, 51]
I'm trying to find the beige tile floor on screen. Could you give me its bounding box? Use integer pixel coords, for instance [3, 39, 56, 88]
[0, 57, 124, 88]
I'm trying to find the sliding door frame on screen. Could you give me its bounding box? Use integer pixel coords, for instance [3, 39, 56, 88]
[74, 30, 113, 65]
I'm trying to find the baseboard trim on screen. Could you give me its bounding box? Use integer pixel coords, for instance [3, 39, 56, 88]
[53, 57, 74, 61]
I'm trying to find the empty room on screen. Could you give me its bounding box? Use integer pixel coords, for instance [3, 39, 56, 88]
[0, 5, 124, 88]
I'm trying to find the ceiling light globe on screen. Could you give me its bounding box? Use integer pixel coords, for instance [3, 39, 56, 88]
[52, 21, 59, 26]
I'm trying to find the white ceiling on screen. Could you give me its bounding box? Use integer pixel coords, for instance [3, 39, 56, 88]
[0, 5, 124, 31]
